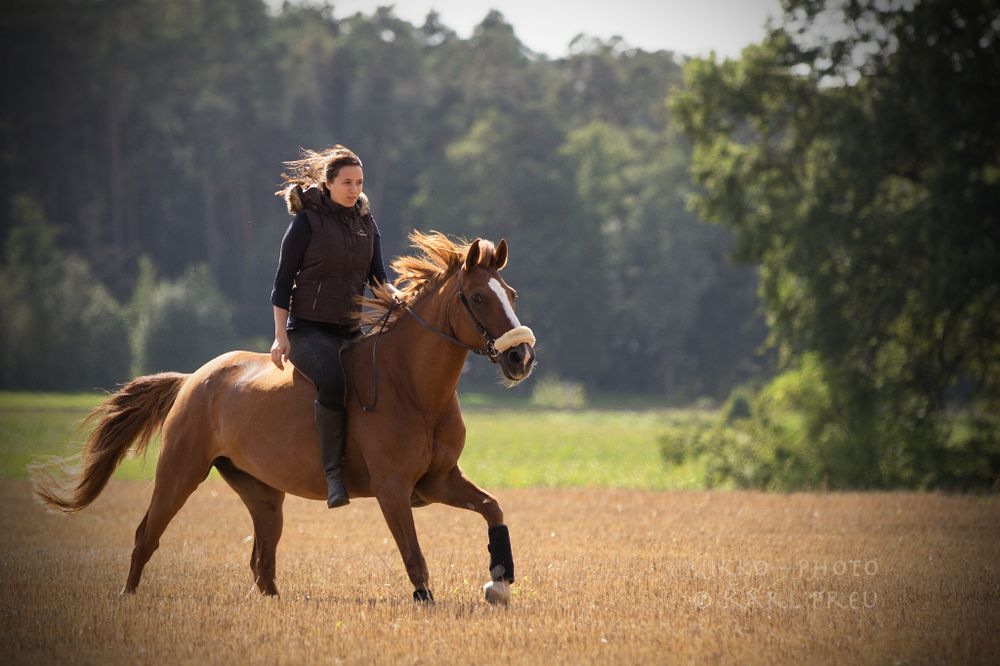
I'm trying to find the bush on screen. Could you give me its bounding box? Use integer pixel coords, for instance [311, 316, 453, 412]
[722, 386, 753, 423]
[0, 219, 130, 391]
[658, 412, 810, 491]
[130, 263, 235, 374]
[660, 354, 1000, 491]
[657, 414, 714, 467]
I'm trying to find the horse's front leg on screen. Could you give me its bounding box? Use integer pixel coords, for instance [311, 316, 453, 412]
[374, 483, 434, 603]
[416, 467, 515, 605]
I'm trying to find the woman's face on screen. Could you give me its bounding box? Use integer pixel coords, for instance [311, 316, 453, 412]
[326, 165, 364, 208]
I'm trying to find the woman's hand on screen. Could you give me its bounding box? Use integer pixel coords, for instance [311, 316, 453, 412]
[386, 282, 405, 305]
[271, 306, 291, 369]
[271, 333, 290, 370]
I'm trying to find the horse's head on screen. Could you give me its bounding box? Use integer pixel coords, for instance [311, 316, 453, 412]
[457, 238, 536, 384]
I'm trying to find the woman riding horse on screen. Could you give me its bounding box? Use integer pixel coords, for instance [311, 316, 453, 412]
[270, 145, 400, 508]
[32, 160, 537, 603]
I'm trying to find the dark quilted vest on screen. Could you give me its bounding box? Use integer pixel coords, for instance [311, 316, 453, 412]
[289, 188, 375, 326]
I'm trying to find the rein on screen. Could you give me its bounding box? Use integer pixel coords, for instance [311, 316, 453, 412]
[404, 306, 497, 359]
[350, 298, 398, 413]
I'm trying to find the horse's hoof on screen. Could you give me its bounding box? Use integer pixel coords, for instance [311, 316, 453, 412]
[483, 579, 511, 605]
[413, 588, 435, 604]
[119, 585, 137, 596]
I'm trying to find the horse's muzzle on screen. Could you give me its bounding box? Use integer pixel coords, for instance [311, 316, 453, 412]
[500, 343, 535, 381]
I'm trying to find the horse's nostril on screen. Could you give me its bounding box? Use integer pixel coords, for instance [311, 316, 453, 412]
[509, 350, 522, 364]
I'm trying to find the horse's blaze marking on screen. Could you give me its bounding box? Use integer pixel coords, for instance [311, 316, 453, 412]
[488, 278, 521, 329]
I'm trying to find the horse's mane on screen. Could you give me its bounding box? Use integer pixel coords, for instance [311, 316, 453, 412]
[355, 230, 498, 336]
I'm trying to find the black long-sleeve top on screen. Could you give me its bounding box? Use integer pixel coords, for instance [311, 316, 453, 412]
[270, 211, 389, 329]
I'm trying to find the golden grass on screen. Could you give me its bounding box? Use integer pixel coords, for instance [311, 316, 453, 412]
[2, 480, 998, 664]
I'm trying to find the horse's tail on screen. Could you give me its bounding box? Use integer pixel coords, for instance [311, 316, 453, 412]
[31, 372, 189, 513]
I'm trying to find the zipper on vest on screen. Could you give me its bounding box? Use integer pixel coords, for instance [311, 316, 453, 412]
[312, 282, 323, 310]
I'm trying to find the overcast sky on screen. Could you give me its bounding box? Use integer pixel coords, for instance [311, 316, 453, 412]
[274, 1, 784, 59]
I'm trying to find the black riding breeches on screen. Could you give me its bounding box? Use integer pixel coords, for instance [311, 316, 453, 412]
[288, 325, 358, 410]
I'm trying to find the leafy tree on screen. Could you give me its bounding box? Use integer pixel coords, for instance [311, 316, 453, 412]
[673, 0, 1000, 486]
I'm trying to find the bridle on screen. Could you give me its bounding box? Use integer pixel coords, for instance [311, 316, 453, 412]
[406, 273, 502, 362]
[351, 273, 505, 412]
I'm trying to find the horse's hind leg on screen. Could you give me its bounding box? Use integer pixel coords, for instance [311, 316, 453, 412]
[215, 458, 285, 596]
[122, 444, 213, 594]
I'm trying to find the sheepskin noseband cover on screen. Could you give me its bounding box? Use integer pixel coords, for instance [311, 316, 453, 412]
[493, 326, 535, 353]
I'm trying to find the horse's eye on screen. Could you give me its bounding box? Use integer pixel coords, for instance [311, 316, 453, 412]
[472, 293, 484, 304]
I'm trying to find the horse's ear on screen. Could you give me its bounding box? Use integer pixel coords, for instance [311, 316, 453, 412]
[465, 239, 481, 271]
[495, 239, 508, 270]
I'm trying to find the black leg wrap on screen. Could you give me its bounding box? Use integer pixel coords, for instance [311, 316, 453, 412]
[487, 525, 515, 583]
[413, 588, 434, 603]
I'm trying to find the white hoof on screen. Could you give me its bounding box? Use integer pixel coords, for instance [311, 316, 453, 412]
[483, 579, 511, 605]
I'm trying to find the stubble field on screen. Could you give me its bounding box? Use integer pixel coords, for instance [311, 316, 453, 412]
[2, 479, 998, 665]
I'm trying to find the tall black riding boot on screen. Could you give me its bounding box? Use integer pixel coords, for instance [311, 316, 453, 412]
[315, 401, 350, 508]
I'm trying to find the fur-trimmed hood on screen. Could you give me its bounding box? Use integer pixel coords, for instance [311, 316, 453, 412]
[282, 184, 370, 217]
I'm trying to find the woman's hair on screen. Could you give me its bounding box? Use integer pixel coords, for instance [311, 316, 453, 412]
[275, 145, 363, 194]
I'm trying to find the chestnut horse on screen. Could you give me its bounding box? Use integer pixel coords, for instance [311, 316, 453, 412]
[33, 232, 536, 604]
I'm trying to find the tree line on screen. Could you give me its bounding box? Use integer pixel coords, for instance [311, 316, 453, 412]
[0, 0, 766, 398]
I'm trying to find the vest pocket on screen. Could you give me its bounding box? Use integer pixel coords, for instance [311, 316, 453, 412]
[311, 281, 323, 310]
[307, 278, 362, 323]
